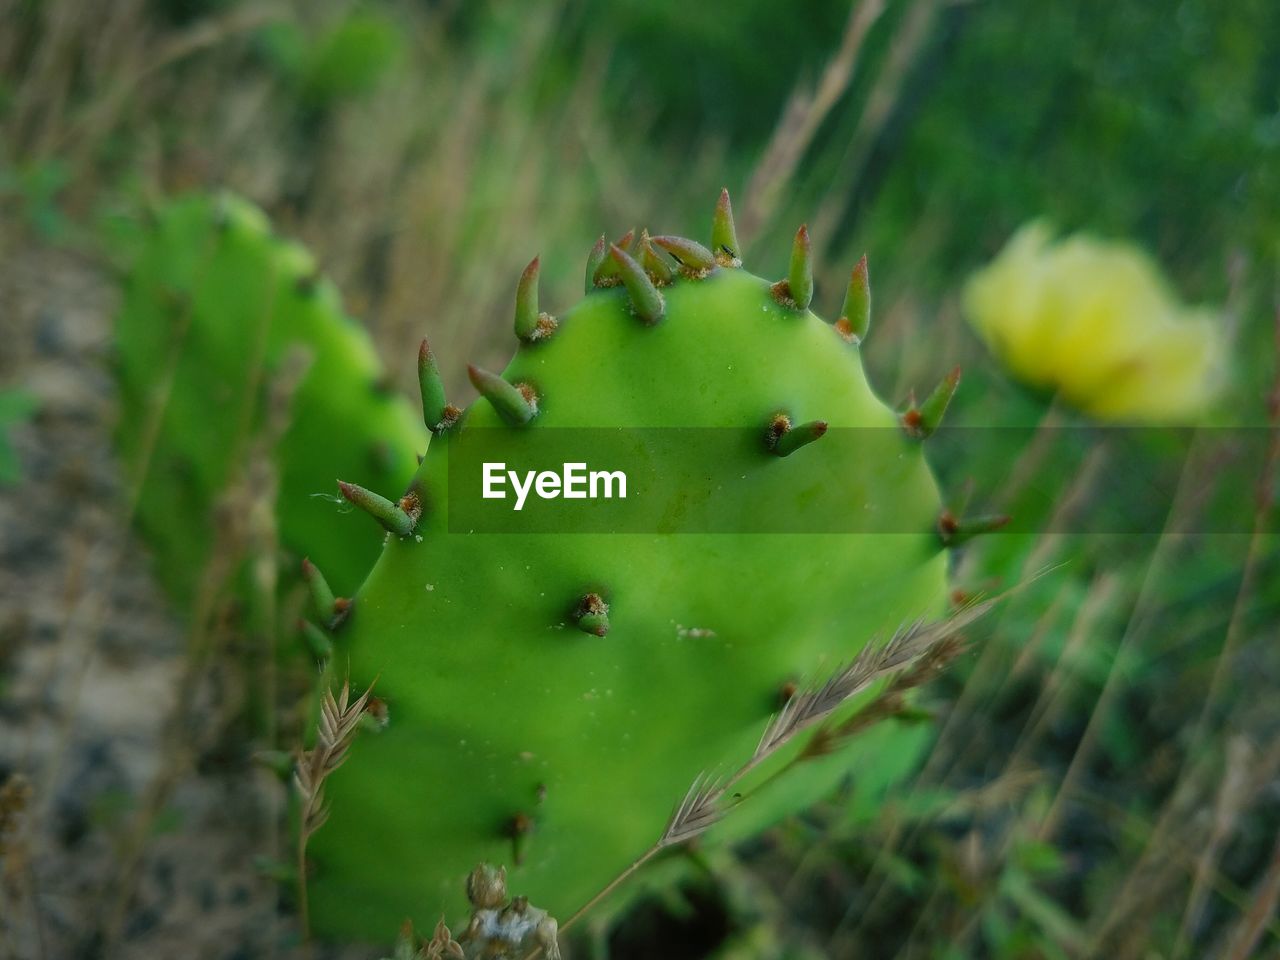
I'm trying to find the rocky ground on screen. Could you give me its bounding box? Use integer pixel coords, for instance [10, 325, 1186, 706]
[0, 248, 357, 960]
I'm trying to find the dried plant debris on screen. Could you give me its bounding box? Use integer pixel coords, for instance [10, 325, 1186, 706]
[382, 917, 465, 960]
[294, 675, 379, 934]
[456, 864, 561, 960]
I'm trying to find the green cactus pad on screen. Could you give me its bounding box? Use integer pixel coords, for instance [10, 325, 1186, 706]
[114, 194, 427, 616]
[308, 199, 954, 939]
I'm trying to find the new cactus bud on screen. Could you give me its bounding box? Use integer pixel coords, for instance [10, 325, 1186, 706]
[301, 557, 343, 627]
[419, 338, 460, 433]
[637, 230, 674, 286]
[651, 235, 716, 276]
[514, 256, 557, 344]
[592, 229, 637, 288]
[608, 243, 665, 324]
[467, 365, 538, 426]
[766, 413, 829, 458]
[337, 480, 418, 538]
[299, 619, 334, 662]
[902, 367, 961, 439]
[772, 224, 813, 310]
[712, 187, 742, 267]
[836, 255, 871, 344]
[937, 509, 1010, 546]
[585, 235, 608, 293]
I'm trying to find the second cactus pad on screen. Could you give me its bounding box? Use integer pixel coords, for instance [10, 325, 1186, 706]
[114, 194, 427, 610]
[309, 199, 953, 939]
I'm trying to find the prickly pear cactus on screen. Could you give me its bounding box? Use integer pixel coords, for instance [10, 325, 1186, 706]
[114, 194, 427, 615]
[307, 192, 972, 939]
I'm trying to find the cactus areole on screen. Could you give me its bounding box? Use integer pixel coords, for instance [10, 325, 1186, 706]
[309, 192, 961, 939]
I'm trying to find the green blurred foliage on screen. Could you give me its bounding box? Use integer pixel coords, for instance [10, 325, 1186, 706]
[145, 0, 237, 25]
[576, 0, 857, 145]
[515, 0, 1279, 307]
[0, 158, 69, 239]
[856, 0, 1280, 289]
[0, 390, 40, 486]
[258, 9, 404, 110]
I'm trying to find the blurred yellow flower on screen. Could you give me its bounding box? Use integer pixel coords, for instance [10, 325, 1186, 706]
[963, 223, 1224, 421]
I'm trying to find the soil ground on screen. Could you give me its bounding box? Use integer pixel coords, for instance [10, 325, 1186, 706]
[0, 249, 363, 960]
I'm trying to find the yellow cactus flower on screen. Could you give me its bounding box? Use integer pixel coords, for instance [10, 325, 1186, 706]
[963, 223, 1224, 421]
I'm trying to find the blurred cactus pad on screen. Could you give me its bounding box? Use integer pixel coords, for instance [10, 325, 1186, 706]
[302, 194, 977, 939]
[113, 194, 427, 614]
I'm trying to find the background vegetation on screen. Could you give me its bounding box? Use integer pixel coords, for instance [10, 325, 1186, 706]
[0, 1, 1276, 957]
